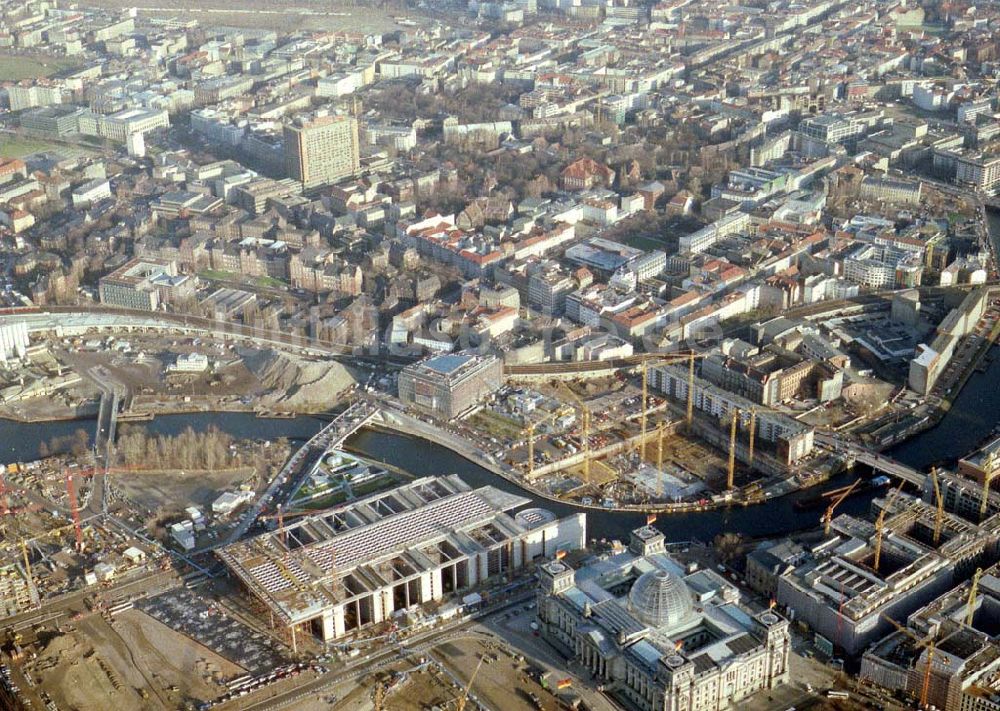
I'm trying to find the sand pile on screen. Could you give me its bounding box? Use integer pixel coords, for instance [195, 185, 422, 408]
[241, 348, 359, 410]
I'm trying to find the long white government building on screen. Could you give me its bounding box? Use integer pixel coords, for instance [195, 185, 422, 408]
[217, 475, 585, 646]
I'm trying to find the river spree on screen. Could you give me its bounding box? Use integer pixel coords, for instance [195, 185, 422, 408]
[0, 211, 996, 541]
[0, 411, 328, 463]
[1, 359, 997, 543]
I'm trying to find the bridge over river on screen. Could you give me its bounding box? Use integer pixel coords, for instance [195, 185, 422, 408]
[815, 432, 926, 487]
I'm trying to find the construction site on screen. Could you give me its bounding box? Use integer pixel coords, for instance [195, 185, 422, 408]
[215, 474, 585, 650]
[0, 427, 294, 613]
[861, 559, 1000, 711]
[0, 329, 360, 423]
[477, 353, 829, 513]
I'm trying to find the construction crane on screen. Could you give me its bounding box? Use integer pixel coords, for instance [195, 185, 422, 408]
[980, 468, 996, 521]
[65, 470, 83, 552]
[20, 538, 32, 586]
[966, 567, 984, 627]
[686, 352, 696, 431]
[747, 408, 757, 467]
[639, 352, 709, 456]
[882, 615, 937, 709]
[456, 656, 485, 711]
[523, 408, 564, 479]
[821, 478, 861, 537]
[525, 419, 537, 478]
[931, 468, 944, 546]
[874, 480, 906, 573]
[656, 421, 667, 497]
[557, 382, 593, 485]
[640, 360, 648, 459]
[726, 408, 738, 491]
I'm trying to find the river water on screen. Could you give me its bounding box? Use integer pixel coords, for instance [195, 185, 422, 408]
[2, 209, 999, 541]
[0, 377, 995, 543]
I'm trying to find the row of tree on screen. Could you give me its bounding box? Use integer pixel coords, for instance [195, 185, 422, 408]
[115, 425, 237, 471]
[38, 428, 90, 458]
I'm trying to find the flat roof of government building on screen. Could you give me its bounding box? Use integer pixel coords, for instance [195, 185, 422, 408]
[423, 353, 474, 375]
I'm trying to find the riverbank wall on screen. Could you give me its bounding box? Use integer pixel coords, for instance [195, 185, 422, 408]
[372, 408, 757, 516]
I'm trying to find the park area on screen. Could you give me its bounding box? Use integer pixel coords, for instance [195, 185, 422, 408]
[0, 135, 66, 159]
[0, 53, 78, 80]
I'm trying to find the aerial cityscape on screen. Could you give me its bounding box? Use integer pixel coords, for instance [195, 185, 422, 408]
[1, 0, 1000, 709]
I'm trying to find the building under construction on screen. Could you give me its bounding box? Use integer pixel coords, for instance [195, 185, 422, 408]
[0, 562, 38, 618]
[861, 560, 1000, 711]
[775, 491, 1000, 656]
[925, 467, 1000, 524]
[648, 363, 815, 465]
[216, 476, 586, 648]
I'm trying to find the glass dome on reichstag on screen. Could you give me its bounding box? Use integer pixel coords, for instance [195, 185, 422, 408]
[627, 569, 694, 630]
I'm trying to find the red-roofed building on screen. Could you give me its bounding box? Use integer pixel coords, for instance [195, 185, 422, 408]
[0, 158, 27, 183]
[560, 157, 615, 191]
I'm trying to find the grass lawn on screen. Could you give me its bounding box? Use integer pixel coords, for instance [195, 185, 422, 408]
[301, 491, 348, 509]
[199, 269, 238, 281]
[199, 269, 289, 289]
[0, 54, 79, 81]
[256, 274, 288, 288]
[198, 269, 240, 281]
[0, 136, 61, 158]
[470, 410, 524, 439]
[351, 475, 395, 498]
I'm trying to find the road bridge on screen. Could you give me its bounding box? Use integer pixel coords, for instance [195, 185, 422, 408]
[815, 432, 926, 487]
[224, 401, 378, 546]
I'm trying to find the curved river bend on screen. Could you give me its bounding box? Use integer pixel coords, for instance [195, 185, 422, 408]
[3, 347, 999, 543]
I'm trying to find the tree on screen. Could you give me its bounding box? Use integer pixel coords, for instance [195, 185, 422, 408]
[713, 532, 746, 565]
[71, 429, 89, 457]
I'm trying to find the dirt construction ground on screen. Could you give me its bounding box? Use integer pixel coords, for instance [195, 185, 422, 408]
[24, 609, 242, 710]
[113, 466, 257, 514]
[432, 637, 566, 711]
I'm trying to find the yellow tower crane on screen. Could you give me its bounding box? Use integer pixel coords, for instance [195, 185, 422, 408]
[640, 360, 649, 460]
[523, 408, 563, 479]
[980, 451, 998, 520]
[980, 468, 996, 521]
[931, 468, 944, 546]
[726, 408, 738, 491]
[966, 567, 984, 627]
[526, 420, 537, 479]
[456, 656, 485, 711]
[874, 480, 905, 573]
[640, 352, 708, 455]
[686, 352, 696, 431]
[20, 538, 32, 584]
[882, 615, 938, 709]
[821, 478, 861, 537]
[656, 422, 666, 497]
[748, 408, 757, 467]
